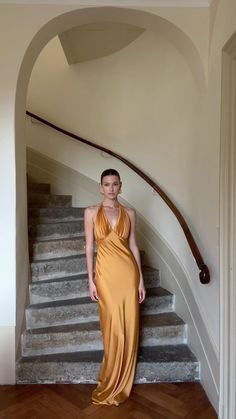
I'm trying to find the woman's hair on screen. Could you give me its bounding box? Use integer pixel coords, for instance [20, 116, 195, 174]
[101, 169, 121, 183]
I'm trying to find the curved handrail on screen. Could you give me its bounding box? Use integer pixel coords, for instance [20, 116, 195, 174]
[26, 110, 210, 284]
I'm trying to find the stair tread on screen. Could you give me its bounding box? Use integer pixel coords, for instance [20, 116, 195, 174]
[30, 273, 88, 285]
[30, 253, 87, 264]
[27, 183, 51, 194]
[29, 236, 85, 244]
[27, 286, 172, 310]
[18, 344, 198, 364]
[28, 207, 85, 211]
[28, 193, 72, 198]
[24, 312, 184, 335]
[28, 296, 91, 309]
[28, 194, 72, 208]
[30, 266, 158, 285]
[29, 220, 84, 227]
[28, 207, 85, 221]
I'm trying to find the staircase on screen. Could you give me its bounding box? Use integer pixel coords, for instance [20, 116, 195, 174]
[16, 181, 200, 384]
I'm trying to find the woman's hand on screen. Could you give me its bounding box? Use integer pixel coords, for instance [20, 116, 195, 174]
[138, 282, 146, 303]
[89, 281, 99, 302]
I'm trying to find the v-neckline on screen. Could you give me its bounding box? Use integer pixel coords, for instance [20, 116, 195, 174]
[101, 203, 121, 231]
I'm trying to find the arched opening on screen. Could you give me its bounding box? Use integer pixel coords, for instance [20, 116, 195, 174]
[14, 4, 207, 384]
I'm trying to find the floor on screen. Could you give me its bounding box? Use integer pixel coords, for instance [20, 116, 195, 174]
[0, 382, 217, 418]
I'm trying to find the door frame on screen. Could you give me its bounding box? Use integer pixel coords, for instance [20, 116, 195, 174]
[219, 32, 236, 419]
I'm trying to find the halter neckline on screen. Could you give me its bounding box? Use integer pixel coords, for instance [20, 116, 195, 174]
[101, 203, 121, 231]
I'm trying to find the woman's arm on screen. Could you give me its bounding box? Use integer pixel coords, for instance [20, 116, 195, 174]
[127, 208, 146, 303]
[84, 207, 98, 302]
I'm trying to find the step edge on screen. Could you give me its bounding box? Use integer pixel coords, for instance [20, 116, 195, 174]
[23, 314, 186, 335]
[26, 291, 173, 310]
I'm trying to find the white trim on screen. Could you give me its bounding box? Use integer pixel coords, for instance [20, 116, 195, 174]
[219, 33, 236, 419]
[0, 0, 215, 8]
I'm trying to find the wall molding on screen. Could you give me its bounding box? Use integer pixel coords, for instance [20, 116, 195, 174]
[219, 32, 236, 419]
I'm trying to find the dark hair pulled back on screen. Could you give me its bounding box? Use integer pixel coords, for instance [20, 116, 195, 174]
[101, 169, 121, 183]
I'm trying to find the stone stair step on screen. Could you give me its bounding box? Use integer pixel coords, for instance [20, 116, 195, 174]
[29, 237, 86, 261]
[29, 266, 160, 303]
[28, 207, 84, 223]
[22, 312, 186, 357]
[28, 220, 84, 241]
[29, 273, 88, 304]
[27, 182, 51, 194]
[30, 254, 89, 282]
[26, 287, 174, 329]
[28, 193, 72, 208]
[16, 344, 199, 384]
[26, 297, 96, 330]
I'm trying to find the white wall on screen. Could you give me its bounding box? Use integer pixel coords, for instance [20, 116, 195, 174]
[27, 146, 101, 207]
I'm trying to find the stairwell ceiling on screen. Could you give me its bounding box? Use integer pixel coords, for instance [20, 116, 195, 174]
[59, 22, 145, 64]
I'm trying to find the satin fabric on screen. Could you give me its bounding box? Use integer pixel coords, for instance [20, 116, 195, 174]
[91, 203, 140, 406]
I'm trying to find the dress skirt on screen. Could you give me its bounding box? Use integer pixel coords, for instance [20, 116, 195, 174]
[91, 204, 140, 406]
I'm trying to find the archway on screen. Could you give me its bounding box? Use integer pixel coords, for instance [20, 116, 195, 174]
[14, 4, 207, 373]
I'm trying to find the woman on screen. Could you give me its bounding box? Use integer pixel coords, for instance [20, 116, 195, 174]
[84, 168, 146, 406]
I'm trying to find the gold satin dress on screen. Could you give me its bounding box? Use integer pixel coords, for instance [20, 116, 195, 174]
[91, 203, 140, 406]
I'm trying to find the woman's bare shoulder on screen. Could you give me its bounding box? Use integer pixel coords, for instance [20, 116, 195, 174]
[84, 204, 101, 217]
[122, 206, 136, 217]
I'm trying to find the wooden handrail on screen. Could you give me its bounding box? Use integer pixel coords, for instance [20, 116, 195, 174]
[26, 110, 210, 284]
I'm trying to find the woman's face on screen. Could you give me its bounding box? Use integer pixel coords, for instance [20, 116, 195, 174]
[100, 175, 121, 199]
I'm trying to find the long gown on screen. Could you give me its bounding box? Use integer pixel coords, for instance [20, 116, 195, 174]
[91, 203, 140, 406]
